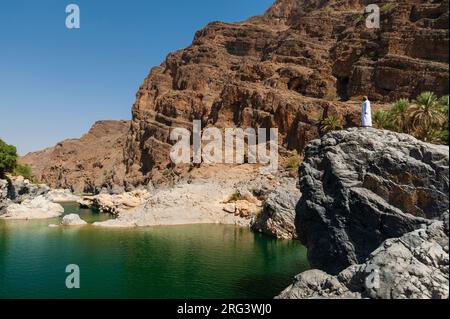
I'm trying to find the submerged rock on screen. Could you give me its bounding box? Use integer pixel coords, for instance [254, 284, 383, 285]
[1, 196, 64, 220]
[297, 128, 449, 274]
[60, 214, 87, 226]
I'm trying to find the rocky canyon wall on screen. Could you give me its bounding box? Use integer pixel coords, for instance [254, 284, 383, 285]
[23, 0, 449, 191]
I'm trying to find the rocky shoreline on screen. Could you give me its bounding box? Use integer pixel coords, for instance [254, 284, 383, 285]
[2, 128, 450, 299]
[0, 176, 69, 220]
[76, 167, 300, 235]
[0, 166, 299, 240]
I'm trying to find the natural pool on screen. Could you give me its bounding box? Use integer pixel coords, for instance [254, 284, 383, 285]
[0, 203, 308, 299]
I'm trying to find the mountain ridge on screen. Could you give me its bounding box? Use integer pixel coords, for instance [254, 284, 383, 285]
[23, 0, 449, 192]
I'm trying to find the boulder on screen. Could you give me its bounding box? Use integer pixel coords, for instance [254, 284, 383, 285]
[79, 190, 150, 215]
[278, 220, 449, 299]
[60, 214, 87, 226]
[252, 178, 301, 240]
[45, 189, 80, 202]
[297, 128, 449, 274]
[8, 176, 50, 203]
[0, 178, 10, 214]
[1, 196, 64, 220]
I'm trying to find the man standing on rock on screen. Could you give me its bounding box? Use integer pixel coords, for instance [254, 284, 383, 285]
[362, 96, 373, 128]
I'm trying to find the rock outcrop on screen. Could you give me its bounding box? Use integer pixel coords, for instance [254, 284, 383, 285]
[21, 120, 130, 194]
[92, 165, 271, 228]
[1, 175, 51, 215]
[79, 190, 151, 215]
[8, 176, 50, 203]
[252, 177, 301, 239]
[1, 196, 64, 220]
[60, 214, 88, 226]
[278, 220, 449, 299]
[297, 128, 449, 275]
[45, 189, 80, 203]
[0, 178, 9, 214]
[280, 128, 449, 299]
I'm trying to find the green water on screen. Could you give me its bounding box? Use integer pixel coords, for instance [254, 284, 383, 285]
[0, 203, 308, 299]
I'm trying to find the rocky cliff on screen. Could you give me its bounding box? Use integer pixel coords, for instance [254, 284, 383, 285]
[279, 128, 449, 299]
[124, 0, 449, 185]
[23, 0, 449, 191]
[22, 121, 130, 194]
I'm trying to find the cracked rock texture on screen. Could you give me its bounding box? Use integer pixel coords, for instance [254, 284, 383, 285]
[280, 128, 449, 299]
[278, 220, 449, 299]
[297, 128, 449, 274]
[252, 177, 301, 239]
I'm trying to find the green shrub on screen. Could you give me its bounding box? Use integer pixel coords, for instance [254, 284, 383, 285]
[13, 163, 36, 182]
[0, 139, 18, 177]
[373, 93, 449, 145]
[381, 2, 397, 12]
[286, 150, 301, 171]
[354, 14, 365, 25]
[228, 191, 242, 203]
[320, 115, 343, 134]
[373, 109, 393, 130]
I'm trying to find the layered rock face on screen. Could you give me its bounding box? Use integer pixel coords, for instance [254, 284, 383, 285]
[22, 1, 448, 190]
[22, 121, 130, 194]
[124, 0, 449, 185]
[297, 128, 449, 275]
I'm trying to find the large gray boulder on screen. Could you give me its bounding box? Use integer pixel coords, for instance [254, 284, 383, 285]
[1, 195, 64, 220]
[278, 220, 449, 299]
[297, 128, 449, 275]
[8, 176, 50, 203]
[0, 178, 10, 214]
[252, 178, 301, 239]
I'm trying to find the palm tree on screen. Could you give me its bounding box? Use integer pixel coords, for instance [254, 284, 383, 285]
[409, 92, 446, 141]
[390, 98, 411, 133]
[439, 95, 449, 107]
[438, 95, 449, 145]
[320, 115, 342, 134]
[373, 110, 392, 130]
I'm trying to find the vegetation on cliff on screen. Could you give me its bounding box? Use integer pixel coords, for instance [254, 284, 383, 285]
[374, 92, 449, 145]
[0, 139, 36, 181]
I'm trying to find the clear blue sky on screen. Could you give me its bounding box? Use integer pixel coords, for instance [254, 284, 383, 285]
[0, 0, 274, 155]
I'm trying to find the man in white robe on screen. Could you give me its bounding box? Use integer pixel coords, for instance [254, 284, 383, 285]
[362, 96, 372, 127]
